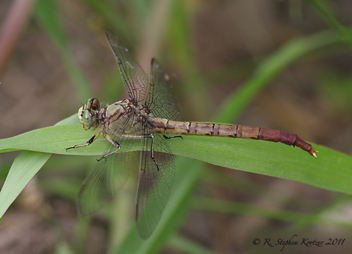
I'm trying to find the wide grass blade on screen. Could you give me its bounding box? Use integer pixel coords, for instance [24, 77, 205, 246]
[0, 123, 351, 196]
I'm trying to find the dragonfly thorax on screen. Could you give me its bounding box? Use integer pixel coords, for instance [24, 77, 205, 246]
[104, 98, 139, 132]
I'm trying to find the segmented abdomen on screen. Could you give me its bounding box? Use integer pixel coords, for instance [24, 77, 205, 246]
[149, 118, 317, 157]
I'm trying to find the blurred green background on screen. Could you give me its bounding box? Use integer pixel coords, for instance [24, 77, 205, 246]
[0, 0, 352, 253]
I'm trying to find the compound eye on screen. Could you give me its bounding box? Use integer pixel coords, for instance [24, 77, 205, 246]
[87, 98, 100, 110]
[90, 98, 100, 110]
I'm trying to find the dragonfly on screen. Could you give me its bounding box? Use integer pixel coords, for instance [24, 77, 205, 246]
[67, 31, 317, 239]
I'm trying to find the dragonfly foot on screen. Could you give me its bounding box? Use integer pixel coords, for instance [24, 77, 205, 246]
[97, 156, 106, 162]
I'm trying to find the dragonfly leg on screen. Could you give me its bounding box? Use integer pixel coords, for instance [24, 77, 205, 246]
[143, 133, 161, 171]
[97, 132, 121, 161]
[66, 131, 101, 151]
[163, 134, 183, 140]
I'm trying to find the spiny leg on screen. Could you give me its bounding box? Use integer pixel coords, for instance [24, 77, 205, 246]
[148, 134, 182, 171]
[66, 131, 101, 151]
[143, 133, 160, 171]
[98, 133, 153, 162]
[97, 132, 121, 161]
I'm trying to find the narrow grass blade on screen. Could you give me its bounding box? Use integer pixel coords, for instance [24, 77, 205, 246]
[0, 151, 50, 218]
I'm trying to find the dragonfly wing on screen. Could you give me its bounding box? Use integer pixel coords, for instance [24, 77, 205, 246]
[135, 132, 175, 239]
[77, 145, 138, 216]
[146, 58, 180, 120]
[105, 30, 148, 102]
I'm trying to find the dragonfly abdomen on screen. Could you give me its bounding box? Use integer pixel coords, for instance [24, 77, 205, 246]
[149, 118, 317, 157]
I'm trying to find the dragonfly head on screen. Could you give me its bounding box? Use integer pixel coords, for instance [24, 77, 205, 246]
[78, 98, 100, 130]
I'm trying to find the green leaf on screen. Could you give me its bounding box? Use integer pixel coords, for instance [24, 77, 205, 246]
[0, 115, 79, 218]
[0, 124, 351, 195]
[0, 151, 51, 218]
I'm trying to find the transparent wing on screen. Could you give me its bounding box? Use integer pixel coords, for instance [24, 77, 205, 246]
[105, 30, 148, 102]
[77, 143, 139, 216]
[146, 58, 180, 120]
[135, 131, 175, 239]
